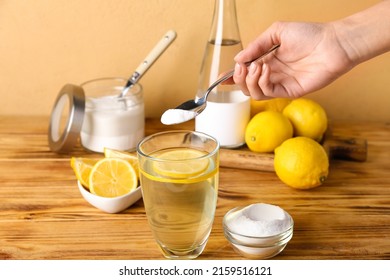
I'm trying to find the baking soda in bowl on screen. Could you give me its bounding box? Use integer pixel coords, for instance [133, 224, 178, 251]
[80, 78, 144, 153]
[226, 203, 291, 237]
[223, 203, 294, 259]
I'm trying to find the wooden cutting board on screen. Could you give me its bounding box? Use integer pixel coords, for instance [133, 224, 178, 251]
[219, 135, 367, 172]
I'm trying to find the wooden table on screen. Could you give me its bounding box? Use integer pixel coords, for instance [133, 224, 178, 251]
[1, 116, 390, 260]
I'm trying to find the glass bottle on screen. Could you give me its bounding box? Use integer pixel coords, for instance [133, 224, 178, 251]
[195, 0, 250, 148]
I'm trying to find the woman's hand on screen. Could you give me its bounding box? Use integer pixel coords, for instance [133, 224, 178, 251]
[230, 21, 354, 99]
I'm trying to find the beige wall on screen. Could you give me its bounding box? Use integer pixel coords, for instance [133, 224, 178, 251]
[1, 0, 389, 121]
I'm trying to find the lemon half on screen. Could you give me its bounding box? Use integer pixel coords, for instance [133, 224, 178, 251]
[103, 147, 140, 179]
[89, 158, 138, 198]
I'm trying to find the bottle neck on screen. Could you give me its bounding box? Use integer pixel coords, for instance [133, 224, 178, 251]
[209, 0, 241, 44]
[196, 0, 242, 96]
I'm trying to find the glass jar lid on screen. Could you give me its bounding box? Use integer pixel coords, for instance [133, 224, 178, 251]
[48, 84, 85, 153]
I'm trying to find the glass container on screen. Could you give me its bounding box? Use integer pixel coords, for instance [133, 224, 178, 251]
[195, 0, 250, 148]
[80, 77, 144, 153]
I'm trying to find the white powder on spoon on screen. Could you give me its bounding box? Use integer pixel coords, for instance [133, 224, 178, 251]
[226, 203, 291, 237]
[160, 109, 198, 125]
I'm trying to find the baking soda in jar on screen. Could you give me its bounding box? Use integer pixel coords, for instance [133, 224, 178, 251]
[195, 90, 250, 148]
[80, 78, 144, 153]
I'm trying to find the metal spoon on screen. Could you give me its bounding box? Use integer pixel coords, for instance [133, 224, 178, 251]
[171, 44, 280, 117]
[119, 30, 177, 98]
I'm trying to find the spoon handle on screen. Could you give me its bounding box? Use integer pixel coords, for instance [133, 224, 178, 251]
[120, 30, 177, 97]
[208, 44, 280, 91]
[132, 30, 177, 82]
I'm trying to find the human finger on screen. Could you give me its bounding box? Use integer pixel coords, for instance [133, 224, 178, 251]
[232, 63, 250, 95]
[245, 62, 270, 99]
[258, 63, 277, 97]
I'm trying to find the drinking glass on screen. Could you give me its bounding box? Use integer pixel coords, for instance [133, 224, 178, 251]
[137, 130, 219, 259]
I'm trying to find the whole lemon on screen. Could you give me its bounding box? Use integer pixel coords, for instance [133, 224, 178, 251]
[250, 98, 291, 117]
[245, 111, 293, 153]
[282, 98, 327, 142]
[274, 136, 329, 189]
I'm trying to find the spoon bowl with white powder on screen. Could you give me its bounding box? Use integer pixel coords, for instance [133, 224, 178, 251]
[160, 45, 280, 125]
[160, 108, 198, 125]
[223, 203, 294, 259]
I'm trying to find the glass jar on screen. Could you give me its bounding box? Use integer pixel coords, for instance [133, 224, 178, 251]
[80, 77, 144, 153]
[195, 0, 250, 148]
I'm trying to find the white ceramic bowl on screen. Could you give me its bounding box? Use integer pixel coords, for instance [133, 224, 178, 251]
[77, 180, 142, 213]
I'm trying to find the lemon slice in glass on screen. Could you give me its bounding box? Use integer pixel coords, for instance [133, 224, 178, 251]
[70, 157, 99, 190]
[89, 158, 138, 198]
[152, 148, 209, 179]
[103, 147, 140, 180]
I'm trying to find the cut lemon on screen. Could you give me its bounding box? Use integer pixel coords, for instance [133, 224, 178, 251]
[70, 157, 99, 190]
[89, 158, 138, 198]
[152, 148, 209, 179]
[103, 147, 140, 179]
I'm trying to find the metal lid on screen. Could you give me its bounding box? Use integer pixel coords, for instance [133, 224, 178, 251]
[48, 84, 85, 153]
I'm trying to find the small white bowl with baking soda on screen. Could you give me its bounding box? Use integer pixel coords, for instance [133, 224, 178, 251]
[78, 181, 142, 213]
[223, 203, 294, 259]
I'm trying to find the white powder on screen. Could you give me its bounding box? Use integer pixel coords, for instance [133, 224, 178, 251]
[160, 109, 198, 125]
[226, 203, 291, 237]
[81, 94, 144, 152]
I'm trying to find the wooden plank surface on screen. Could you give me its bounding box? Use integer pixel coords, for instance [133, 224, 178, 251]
[0, 116, 390, 259]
